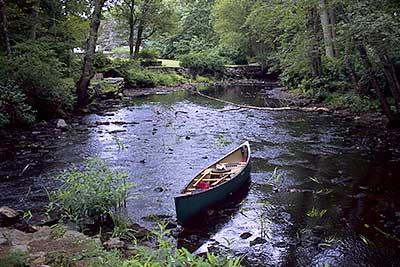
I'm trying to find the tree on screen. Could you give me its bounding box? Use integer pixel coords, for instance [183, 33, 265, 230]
[76, 0, 106, 112]
[0, 0, 12, 60]
[111, 0, 176, 58]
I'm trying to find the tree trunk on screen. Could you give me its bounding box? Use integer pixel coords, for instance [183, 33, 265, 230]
[128, 0, 135, 58]
[308, 7, 322, 78]
[328, 8, 338, 57]
[357, 42, 395, 121]
[75, 0, 105, 112]
[0, 0, 12, 60]
[319, 0, 335, 58]
[133, 23, 143, 58]
[379, 53, 400, 112]
[30, 0, 41, 40]
[344, 44, 361, 93]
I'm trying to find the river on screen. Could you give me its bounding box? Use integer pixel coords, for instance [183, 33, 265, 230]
[1, 81, 399, 266]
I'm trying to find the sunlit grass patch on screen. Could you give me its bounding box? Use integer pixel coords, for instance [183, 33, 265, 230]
[160, 59, 180, 67]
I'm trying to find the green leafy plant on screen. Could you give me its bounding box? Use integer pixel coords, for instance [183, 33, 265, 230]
[47, 158, 133, 228]
[0, 82, 36, 127]
[94, 51, 112, 72]
[307, 207, 327, 218]
[180, 51, 226, 77]
[271, 167, 283, 184]
[139, 47, 160, 61]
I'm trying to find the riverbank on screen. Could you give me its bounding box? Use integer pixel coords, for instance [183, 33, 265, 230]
[1, 80, 400, 266]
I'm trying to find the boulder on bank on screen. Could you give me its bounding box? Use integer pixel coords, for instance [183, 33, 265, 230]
[0, 207, 19, 227]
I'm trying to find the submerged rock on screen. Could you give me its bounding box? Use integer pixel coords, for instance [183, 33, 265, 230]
[250, 237, 267, 246]
[240, 232, 253, 239]
[0, 207, 19, 226]
[56, 119, 68, 130]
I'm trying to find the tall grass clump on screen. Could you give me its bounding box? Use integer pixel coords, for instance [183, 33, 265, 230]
[47, 158, 132, 228]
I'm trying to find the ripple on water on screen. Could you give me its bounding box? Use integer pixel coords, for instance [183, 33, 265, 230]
[1, 83, 399, 266]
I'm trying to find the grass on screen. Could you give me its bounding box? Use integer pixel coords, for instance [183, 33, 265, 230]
[160, 59, 180, 67]
[307, 207, 327, 218]
[46, 158, 132, 230]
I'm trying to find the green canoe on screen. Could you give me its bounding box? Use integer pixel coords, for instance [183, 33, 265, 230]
[174, 141, 251, 224]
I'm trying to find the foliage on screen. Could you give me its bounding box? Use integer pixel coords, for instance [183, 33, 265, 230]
[108, 59, 186, 88]
[9, 41, 76, 114]
[139, 47, 160, 61]
[0, 252, 27, 267]
[0, 83, 36, 127]
[307, 207, 328, 218]
[90, 226, 242, 267]
[180, 51, 226, 76]
[94, 51, 112, 72]
[152, 0, 218, 58]
[47, 158, 132, 227]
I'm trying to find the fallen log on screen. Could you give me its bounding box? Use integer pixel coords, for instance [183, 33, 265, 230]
[195, 90, 331, 113]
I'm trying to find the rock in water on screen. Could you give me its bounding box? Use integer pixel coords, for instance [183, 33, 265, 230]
[104, 238, 125, 250]
[0, 206, 19, 226]
[56, 119, 68, 130]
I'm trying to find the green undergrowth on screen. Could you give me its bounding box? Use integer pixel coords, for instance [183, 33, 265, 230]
[46, 158, 133, 231]
[0, 251, 27, 267]
[106, 59, 188, 88]
[289, 87, 381, 113]
[90, 226, 242, 267]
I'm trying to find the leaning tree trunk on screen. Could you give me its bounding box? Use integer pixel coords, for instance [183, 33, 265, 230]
[378, 53, 400, 113]
[75, 0, 105, 112]
[319, 0, 335, 58]
[308, 7, 322, 78]
[357, 42, 395, 122]
[344, 43, 362, 93]
[133, 23, 143, 59]
[0, 0, 12, 60]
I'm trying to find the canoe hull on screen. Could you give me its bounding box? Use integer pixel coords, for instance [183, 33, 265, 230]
[174, 144, 251, 224]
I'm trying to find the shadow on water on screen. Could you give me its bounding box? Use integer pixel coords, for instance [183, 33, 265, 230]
[177, 180, 251, 252]
[1, 81, 400, 266]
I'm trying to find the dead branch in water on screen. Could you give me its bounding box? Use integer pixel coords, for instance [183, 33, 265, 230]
[195, 90, 331, 113]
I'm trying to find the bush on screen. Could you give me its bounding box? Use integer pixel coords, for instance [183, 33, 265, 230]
[94, 51, 112, 72]
[47, 158, 132, 227]
[325, 92, 380, 113]
[179, 51, 226, 76]
[0, 83, 36, 127]
[139, 47, 159, 61]
[9, 41, 75, 115]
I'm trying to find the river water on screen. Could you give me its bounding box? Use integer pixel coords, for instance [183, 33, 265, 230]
[1, 81, 399, 266]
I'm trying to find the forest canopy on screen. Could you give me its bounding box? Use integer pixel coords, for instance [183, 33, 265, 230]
[0, 0, 399, 126]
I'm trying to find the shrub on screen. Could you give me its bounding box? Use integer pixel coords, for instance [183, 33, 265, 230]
[325, 92, 380, 113]
[94, 51, 112, 72]
[9, 41, 75, 115]
[179, 51, 226, 76]
[47, 158, 132, 227]
[0, 83, 36, 127]
[139, 47, 159, 61]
